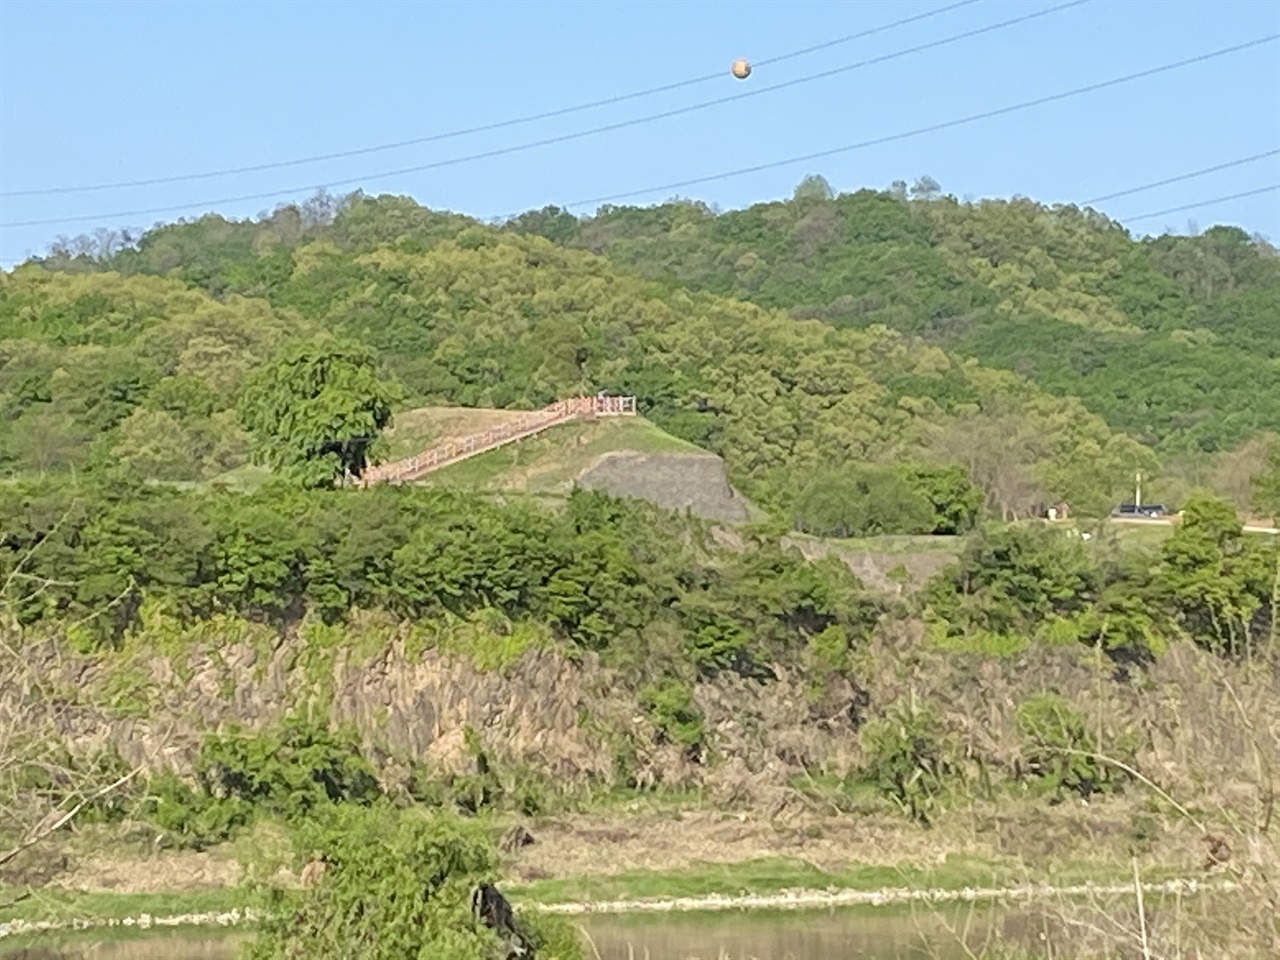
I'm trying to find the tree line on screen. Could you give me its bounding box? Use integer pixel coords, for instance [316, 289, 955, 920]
[0, 480, 876, 677]
[537, 178, 1280, 460]
[3, 472, 1273, 668]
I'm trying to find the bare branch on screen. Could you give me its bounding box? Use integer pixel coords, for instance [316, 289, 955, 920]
[0, 889, 32, 912]
[1050, 746, 1207, 833]
[1, 496, 82, 606]
[0, 765, 143, 869]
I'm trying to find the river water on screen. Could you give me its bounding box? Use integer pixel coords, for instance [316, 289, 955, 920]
[0, 904, 1043, 960]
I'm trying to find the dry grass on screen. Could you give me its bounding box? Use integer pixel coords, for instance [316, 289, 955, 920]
[891, 638, 1280, 960]
[516, 809, 950, 879]
[382, 405, 529, 459]
[45, 849, 242, 896]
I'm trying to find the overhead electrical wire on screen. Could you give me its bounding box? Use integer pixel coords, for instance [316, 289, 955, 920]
[0, 0, 1092, 228]
[556, 151, 1280, 221]
[1081, 149, 1280, 204]
[506, 149, 1280, 221]
[1124, 184, 1280, 224]
[3, 39, 1275, 235]
[0, 0, 984, 199]
[554, 34, 1280, 212]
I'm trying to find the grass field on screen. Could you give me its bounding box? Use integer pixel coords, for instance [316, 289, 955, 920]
[420, 416, 706, 494]
[382, 406, 531, 461]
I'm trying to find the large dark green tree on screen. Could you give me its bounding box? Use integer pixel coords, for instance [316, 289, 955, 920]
[791, 465, 935, 538]
[238, 339, 400, 488]
[1157, 492, 1274, 656]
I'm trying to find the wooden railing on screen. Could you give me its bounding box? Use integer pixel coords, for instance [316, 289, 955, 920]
[361, 395, 637, 486]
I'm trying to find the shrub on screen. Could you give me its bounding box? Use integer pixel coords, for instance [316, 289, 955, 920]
[638, 678, 705, 756]
[245, 804, 583, 960]
[199, 716, 381, 817]
[1015, 692, 1134, 800]
[147, 772, 253, 851]
[144, 717, 381, 849]
[859, 696, 955, 823]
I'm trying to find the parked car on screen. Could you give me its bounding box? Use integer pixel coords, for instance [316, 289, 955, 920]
[1111, 503, 1168, 519]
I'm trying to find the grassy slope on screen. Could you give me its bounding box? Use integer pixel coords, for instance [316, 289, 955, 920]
[417, 415, 708, 494]
[382, 406, 532, 460]
[192, 410, 708, 498]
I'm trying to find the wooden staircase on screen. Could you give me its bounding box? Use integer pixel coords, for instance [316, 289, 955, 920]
[361, 395, 637, 486]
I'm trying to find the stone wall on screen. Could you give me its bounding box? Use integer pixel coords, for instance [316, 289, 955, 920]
[576, 453, 750, 523]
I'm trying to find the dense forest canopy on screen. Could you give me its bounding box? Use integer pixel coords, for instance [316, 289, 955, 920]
[550, 183, 1280, 459]
[2, 180, 1277, 520]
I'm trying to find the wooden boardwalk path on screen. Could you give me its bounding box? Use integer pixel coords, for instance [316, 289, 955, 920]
[361, 395, 636, 486]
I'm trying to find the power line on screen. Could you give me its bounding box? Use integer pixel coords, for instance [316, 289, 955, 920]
[1082, 149, 1280, 204]
[0, 0, 1091, 229]
[1125, 184, 1280, 224]
[555, 34, 1280, 212]
[0, 0, 982, 199]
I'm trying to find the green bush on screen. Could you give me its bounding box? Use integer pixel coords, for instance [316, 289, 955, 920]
[199, 716, 381, 816]
[1014, 692, 1133, 799]
[803, 623, 854, 702]
[638, 678, 705, 756]
[246, 804, 584, 960]
[147, 772, 254, 851]
[922, 523, 1100, 652]
[145, 717, 381, 849]
[858, 697, 955, 823]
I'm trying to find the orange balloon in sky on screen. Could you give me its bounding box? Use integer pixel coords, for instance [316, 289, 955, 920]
[731, 58, 751, 80]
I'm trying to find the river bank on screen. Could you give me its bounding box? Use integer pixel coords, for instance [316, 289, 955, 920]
[1, 795, 1261, 959]
[0, 876, 1232, 943]
[4, 792, 1226, 927]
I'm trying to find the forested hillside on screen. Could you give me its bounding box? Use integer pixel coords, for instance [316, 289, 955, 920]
[534, 178, 1280, 460]
[4, 189, 1280, 960]
[2, 193, 1171, 519]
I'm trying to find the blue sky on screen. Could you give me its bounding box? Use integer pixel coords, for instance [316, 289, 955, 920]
[1, 0, 1277, 265]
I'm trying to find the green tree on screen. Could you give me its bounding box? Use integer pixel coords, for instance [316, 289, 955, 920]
[112, 407, 199, 480]
[792, 465, 935, 538]
[238, 339, 400, 487]
[1157, 492, 1272, 656]
[909, 175, 942, 201]
[1251, 444, 1280, 523]
[896, 463, 985, 534]
[923, 523, 1099, 652]
[792, 174, 834, 203]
